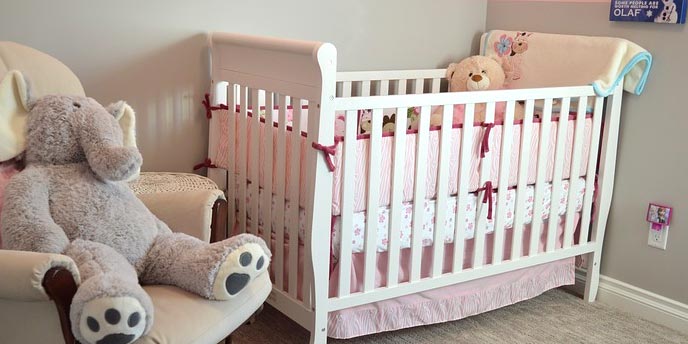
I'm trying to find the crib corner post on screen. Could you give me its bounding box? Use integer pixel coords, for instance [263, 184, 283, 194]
[304, 42, 337, 342]
[584, 250, 602, 302]
[585, 80, 624, 302]
[309, 318, 328, 344]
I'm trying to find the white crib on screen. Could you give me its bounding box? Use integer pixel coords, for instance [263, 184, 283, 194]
[206, 32, 623, 343]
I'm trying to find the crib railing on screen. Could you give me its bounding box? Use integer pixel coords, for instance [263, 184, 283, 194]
[327, 84, 610, 311]
[336, 69, 445, 97]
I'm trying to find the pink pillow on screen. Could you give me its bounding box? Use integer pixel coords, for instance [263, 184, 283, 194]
[0, 161, 21, 247]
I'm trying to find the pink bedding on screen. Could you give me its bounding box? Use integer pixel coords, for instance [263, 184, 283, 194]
[330, 117, 593, 215]
[216, 109, 593, 216]
[240, 177, 588, 254]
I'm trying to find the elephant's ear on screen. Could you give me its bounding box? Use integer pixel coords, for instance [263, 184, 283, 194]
[0, 70, 32, 162]
[106, 100, 140, 181]
[106, 100, 137, 149]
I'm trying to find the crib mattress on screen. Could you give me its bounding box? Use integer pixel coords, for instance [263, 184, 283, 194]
[242, 177, 588, 255]
[216, 109, 593, 216]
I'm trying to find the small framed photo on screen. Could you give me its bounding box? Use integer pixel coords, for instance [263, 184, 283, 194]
[647, 203, 672, 226]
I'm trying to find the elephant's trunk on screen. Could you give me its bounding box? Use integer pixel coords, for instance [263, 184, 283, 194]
[80, 108, 142, 182]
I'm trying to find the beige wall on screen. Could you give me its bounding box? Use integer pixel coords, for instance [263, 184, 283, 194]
[487, 1, 688, 303]
[0, 0, 486, 173]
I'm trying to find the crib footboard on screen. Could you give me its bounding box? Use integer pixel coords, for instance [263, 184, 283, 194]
[327, 83, 620, 308]
[209, 32, 623, 344]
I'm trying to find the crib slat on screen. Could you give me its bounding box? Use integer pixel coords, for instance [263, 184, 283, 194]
[262, 92, 274, 245]
[364, 108, 383, 292]
[411, 105, 431, 281]
[473, 102, 496, 269]
[273, 95, 288, 291]
[563, 97, 588, 248]
[397, 79, 407, 95]
[387, 107, 408, 288]
[546, 98, 571, 252]
[432, 104, 453, 277]
[226, 84, 237, 239]
[379, 80, 390, 96]
[237, 86, 248, 235]
[493, 101, 515, 264]
[413, 79, 424, 94]
[249, 89, 261, 237]
[338, 110, 358, 297]
[580, 97, 604, 244]
[453, 104, 475, 273]
[431, 78, 441, 93]
[361, 81, 371, 97]
[511, 99, 535, 260]
[342, 81, 352, 97]
[288, 98, 303, 298]
[529, 98, 553, 256]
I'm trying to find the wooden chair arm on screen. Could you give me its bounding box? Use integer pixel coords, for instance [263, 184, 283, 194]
[42, 267, 79, 344]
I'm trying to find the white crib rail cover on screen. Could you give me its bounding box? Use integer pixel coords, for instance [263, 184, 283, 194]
[480, 30, 652, 97]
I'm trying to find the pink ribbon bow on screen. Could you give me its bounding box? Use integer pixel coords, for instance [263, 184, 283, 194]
[481, 181, 494, 220]
[201, 93, 229, 119]
[312, 142, 337, 172]
[193, 158, 217, 171]
[480, 123, 495, 159]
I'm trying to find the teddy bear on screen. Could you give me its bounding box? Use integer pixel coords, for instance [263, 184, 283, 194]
[439, 55, 525, 124]
[403, 55, 524, 130]
[0, 88, 270, 344]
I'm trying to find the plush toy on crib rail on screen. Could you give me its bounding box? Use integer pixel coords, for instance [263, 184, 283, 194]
[0, 72, 270, 344]
[437, 55, 525, 124]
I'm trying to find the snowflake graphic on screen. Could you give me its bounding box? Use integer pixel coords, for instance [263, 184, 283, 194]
[646, 10, 653, 17]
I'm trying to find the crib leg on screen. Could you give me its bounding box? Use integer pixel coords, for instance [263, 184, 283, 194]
[583, 250, 602, 302]
[309, 310, 328, 344]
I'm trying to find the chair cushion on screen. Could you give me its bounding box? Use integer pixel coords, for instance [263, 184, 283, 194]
[137, 273, 271, 344]
[0, 42, 85, 98]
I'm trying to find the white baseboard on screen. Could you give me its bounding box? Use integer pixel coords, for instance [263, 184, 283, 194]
[572, 269, 688, 335]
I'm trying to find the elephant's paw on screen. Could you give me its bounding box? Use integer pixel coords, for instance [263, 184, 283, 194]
[78, 296, 147, 344]
[212, 243, 269, 300]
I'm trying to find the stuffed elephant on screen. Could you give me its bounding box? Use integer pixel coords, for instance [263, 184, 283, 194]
[0, 73, 270, 344]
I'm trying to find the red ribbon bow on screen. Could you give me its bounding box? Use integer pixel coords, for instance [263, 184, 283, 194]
[312, 142, 337, 172]
[481, 181, 494, 220]
[201, 93, 229, 119]
[480, 122, 495, 159]
[193, 158, 217, 171]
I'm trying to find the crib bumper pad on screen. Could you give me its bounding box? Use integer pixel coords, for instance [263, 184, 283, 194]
[238, 177, 588, 256]
[481, 30, 652, 96]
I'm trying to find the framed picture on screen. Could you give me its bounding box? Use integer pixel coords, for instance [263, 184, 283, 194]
[610, 0, 687, 24]
[647, 203, 672, 226]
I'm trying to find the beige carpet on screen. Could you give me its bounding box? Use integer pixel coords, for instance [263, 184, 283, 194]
[231, 289, 687, 343]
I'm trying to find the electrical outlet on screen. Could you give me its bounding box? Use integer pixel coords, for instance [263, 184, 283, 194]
[647, 226, 669, 250]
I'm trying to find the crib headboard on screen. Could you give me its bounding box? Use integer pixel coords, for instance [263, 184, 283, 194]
[210, 32, 336, 104]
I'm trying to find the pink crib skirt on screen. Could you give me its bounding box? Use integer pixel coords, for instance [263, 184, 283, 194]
[250, 212, 578, 338]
